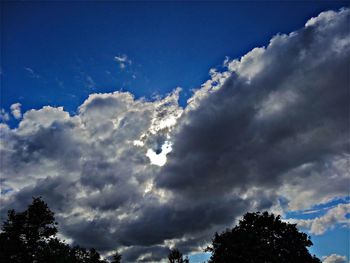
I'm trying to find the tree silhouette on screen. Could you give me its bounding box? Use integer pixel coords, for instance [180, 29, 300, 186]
[111, 251, 122, 263]
[206, 211, 321, 263]
[168, 248, 189, 263]
[0, 197, 58, 262]
[0, 197, 114, 263]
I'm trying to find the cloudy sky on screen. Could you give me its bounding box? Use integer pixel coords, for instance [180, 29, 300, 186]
[1, 2, 349, 263]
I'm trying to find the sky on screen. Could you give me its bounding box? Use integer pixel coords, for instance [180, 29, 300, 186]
[0, 1, 349, 263]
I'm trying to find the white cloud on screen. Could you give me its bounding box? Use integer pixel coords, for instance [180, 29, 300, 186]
[10, 103, 22, 119]
[305, 9, 339, 27]
[114, 54, 128, 63]
[322, 254, 347, 263]
[279, 155, 349, 211]
[114, 54, 132, 69]
[289, 203, 350, 235]
[227, 47, 266, 82]
[0, 109, 9, 122]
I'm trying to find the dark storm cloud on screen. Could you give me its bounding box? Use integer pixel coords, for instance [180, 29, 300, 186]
[117, 195, 249, 247]
[157, 8, 350, 200]
[0, 8, 349, 262]
[121, 245, 170, 262]
[13, 120, 82, 169]
[1, 176, 79, 215]
[62, 217, 117, 251]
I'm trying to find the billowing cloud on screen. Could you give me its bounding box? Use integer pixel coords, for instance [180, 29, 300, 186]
[0, 8, 349, 262]
[157, 8, 349, 207]
[289, 203, 350, 235]
[322, 254, 348, 263]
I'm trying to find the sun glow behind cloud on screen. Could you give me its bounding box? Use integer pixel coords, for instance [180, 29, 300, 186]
[146, 141, 173, 166]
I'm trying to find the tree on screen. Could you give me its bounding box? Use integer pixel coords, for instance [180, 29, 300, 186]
[0, 197, 114, 263]
[206, 211, 321, 263]
[40, 238, 75, 263]
[111, 251, 122, 263]
[168, 248, 189, 263]
[0, 197, 58, 262]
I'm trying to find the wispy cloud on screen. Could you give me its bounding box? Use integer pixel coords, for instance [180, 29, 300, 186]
[24, 67, 41, 79]
[85, 75, 96, 89]
[76, 70, 97, 90]
[114, 54, 132, 69]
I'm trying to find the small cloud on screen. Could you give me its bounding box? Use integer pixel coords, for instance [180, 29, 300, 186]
[119, 63, 126, 69]
[10, 103, 22, 119]
[223, 56, 230, 67]
[114, 54, 132, 69]
[85, 76, 96, 89]
[24, 67, 40, 78]
[0, 109, 9, 122]
[114, 54, 128, 63]
[322, 254, 347, 263]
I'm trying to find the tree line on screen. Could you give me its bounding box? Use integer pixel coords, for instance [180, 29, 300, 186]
[0, 197, 321, 263]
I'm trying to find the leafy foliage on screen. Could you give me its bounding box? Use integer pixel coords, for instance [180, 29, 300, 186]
[111, 251, 122, 263]
[0, 197, 58, 262]
[0, 197, 110, 263]
[168, 248, 189, 263]
[206, 211, 321, 263]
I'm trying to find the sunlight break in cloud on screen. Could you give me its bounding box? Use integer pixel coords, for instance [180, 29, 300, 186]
[146, 141, 172, 167]
[1, 8, 349, 262]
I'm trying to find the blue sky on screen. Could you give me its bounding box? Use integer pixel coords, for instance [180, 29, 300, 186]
[286, 198, 350, 261]
[1, 2, 349, 262]
[2, 1, 348, 115]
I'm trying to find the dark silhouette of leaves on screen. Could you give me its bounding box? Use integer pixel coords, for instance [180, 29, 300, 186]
[111, 251, 122, 263]
[206, 211, 321, 263]
[168, 248, 189, 263]
[0, 197, 115, 263]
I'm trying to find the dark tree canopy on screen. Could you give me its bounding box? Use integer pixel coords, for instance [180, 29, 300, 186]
[0, 197, 58, 262]
[168, 248, 189, 263]
[0, 197, 110, 263]
[206, 211, 321, 263]
[110, 251, 122, 263]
